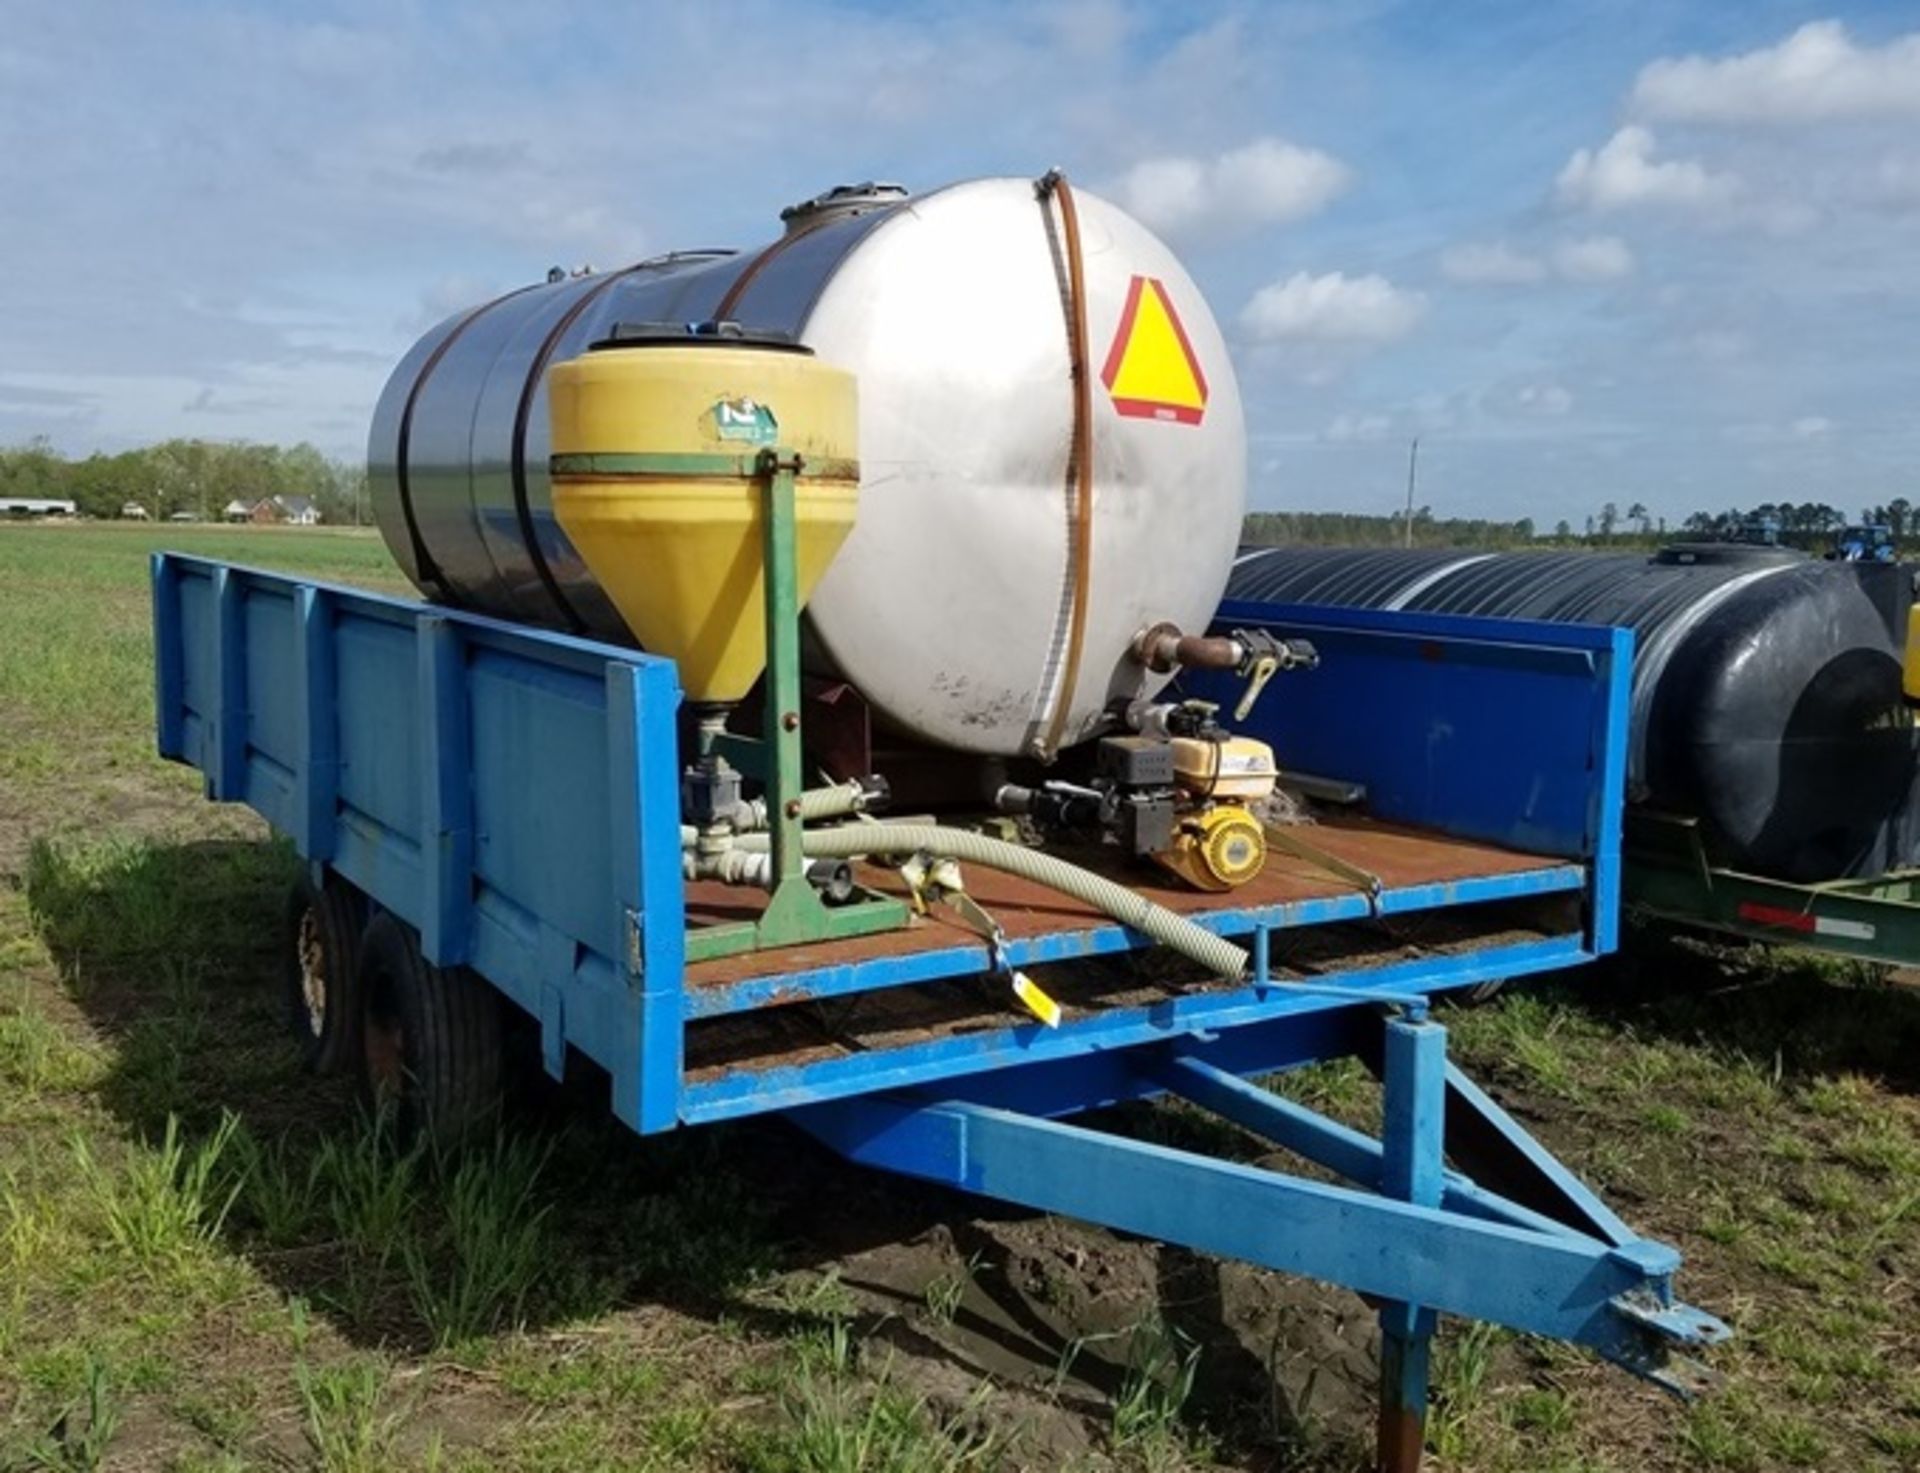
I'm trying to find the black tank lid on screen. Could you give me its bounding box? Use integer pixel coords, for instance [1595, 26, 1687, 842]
[1653, 541, 1807, 567]
[779, 182, 909, 233]
[588, 320, 813, 354]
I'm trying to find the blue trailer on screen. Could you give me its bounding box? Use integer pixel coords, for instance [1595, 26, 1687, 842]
[152, 554, 1723, 1470]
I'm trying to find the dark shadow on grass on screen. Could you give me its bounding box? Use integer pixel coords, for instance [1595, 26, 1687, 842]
[22, 833, 952, 1351]
[25, 832, 1375, 1468]
[1525, 920, 1920, 1093]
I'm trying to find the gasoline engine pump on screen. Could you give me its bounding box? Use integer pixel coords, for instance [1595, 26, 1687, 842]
[996, 626, 1319, 892]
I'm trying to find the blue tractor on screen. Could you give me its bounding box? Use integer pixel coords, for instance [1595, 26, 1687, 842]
[1833, 523, 1898, 562]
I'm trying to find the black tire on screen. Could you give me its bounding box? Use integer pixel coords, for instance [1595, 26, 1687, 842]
[357, 912, 504, 1144]
[282, 871, 364, 1075]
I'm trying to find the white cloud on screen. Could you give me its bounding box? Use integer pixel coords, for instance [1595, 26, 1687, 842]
[1116, 136, 1350, 238]
[1214, 139, 1351, 221]
[1871, 155, 1920, 208]
[1117, 159, 1208, 232]
[1240, 271, 1427, 344]
[1632, 21, 1920, 125]
[1323, 412, 1393, 442]
[1043, 0, 1135, 60]
[1440, 241, 1546, 285]
[1443, 235, 1635, 286]
[402, 273, 512, 335]
[1725, 415, 1839, 445]
[1552, 235, 1635, 281]
[1556, 126, 1741, 213]
[1512, 383, 1574, 416]
[1685, 329, 1751, 363]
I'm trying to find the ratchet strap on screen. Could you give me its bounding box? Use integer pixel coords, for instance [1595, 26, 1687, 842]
[898, 852, 1064, 1028]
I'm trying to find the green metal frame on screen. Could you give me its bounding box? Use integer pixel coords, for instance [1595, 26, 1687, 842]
[1624, 810, 1920, 965]
[554, 447, 910, 963]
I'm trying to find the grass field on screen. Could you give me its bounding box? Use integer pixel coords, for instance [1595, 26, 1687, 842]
[3, 521, 1920, 1471]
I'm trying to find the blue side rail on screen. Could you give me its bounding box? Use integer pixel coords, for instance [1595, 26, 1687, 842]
[153, 553, 1719, 1468]
[1193, 596, 1632, 953]
[152, 555, 1632, 1137]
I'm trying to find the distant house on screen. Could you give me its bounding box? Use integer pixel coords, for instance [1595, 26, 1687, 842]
[120, 501, 151, 521]
[168, 510, 201, 523]
[0, 497, 77, 518]
[250, 495, 320, 526]
[222, 499, 251, 523]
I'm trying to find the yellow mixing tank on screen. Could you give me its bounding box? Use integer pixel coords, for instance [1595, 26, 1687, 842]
[546, 334, 859, 704]
[1905, 604, 1920, 706]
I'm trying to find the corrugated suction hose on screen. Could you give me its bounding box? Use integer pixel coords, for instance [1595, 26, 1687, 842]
[737, 823, 1250, 980]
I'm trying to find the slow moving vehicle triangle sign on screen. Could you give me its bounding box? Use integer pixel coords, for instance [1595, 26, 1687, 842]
[1100, 275, 1209, 426]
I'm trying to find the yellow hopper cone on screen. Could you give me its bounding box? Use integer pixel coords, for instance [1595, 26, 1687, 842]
[547, 331, 859, 704]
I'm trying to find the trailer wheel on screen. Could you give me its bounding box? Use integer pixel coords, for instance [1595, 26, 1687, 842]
[282, 872, 364, 1075]
[357, 913, 503, 1144]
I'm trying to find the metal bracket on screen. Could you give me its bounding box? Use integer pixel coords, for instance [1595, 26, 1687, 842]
[1608, 1290, 1730, 1398]
[624, 906, 645, 983]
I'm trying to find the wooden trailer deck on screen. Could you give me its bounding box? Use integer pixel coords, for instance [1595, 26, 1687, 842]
[678, 815, 1586, 1087]
[683, 813, 1577, 989]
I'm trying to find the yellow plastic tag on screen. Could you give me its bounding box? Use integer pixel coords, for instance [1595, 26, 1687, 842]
[1011, 971, 1063, 1029]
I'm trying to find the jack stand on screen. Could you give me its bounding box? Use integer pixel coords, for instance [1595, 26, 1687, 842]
[1375, 1016, 1444, 1472]
[683, 448, 911, 963]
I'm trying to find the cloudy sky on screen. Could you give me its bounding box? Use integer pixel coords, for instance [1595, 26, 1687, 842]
[5, 1, 1919, 526]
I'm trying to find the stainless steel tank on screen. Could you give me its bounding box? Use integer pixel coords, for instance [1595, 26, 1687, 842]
[369, 178, 1246, 757]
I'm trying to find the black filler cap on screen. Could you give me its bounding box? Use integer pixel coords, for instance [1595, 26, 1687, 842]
[588, 320, 814, 354]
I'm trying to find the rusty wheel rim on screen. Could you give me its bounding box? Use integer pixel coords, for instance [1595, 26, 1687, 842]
[363, 1010, 406, 1103]
[296, 907, 327, 1040]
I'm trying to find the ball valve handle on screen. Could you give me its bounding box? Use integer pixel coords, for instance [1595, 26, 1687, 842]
[1228, 629, 1318, 723]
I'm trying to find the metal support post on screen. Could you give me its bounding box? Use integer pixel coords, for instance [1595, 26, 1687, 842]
[766, 456, 805, 893]
[1377, 1015, 1447, 1473]
[753, 452, 821, 942]
[679, 448, 910, 962]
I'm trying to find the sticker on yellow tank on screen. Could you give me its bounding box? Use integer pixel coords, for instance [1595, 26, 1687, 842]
[1100, 275, 1208, 426]
[707, 397, 778, 444]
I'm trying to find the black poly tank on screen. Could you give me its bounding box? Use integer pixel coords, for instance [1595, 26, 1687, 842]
[1226, 546, 1919, 882]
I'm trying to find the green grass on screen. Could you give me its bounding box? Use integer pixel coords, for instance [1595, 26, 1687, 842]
[402, 1134, 555, 1347]
[0, 524, 403, 784]
[71, 1111, 243, 1271]
[1109, 1316, 1205, 1456]
[295, 1355, 398, 1473]
[736, 1322, 1004, 1473]
[5, 521, 1920, 1471]
[7, 1356, 120, 1472]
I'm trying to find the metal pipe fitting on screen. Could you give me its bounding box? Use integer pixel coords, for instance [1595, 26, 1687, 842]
[1132, 621, 1245, 674]
[679, 776, 887, 846]
[1122, 700, 1177, 742]
[683, 848, 857, 902]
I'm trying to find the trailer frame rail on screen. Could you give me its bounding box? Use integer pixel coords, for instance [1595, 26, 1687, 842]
[1626, 809, 1920, 966]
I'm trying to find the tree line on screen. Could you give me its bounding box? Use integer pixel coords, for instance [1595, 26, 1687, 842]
[5, 434, 1906, 557]
[1679, 498, 1912, 547]
[0, 437, 367, 524]
[1242, 508, 1543, 550]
